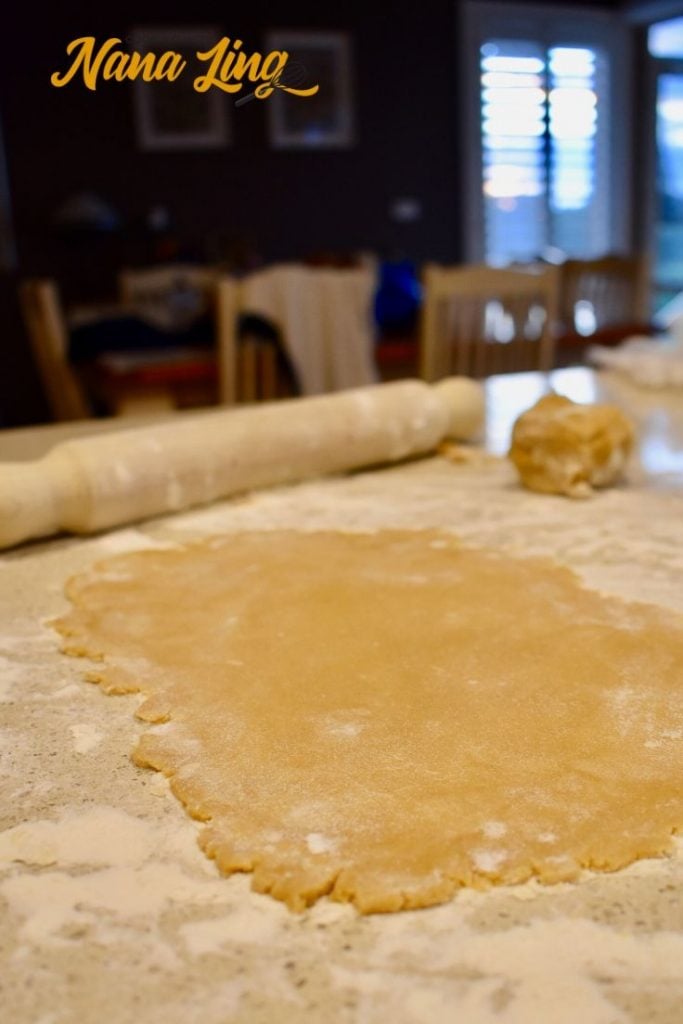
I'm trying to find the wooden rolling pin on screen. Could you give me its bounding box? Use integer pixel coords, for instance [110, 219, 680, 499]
[0, 378, 484, 549]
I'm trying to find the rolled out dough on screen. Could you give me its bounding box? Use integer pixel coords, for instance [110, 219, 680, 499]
[54, 531, 683, 913]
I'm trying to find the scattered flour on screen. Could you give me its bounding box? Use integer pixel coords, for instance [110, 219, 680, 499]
[88, 529, 180, 554]
[343, 914, 683, 1024]
[69, 723, 104, 754]
[0, 655, 28, 701]
[0, 807, 157, 868]
[2, 864, 227, 947]
[180, 903, 289, 956]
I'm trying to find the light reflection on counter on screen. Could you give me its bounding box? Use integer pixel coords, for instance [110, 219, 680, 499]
[484, 367, 683, 488]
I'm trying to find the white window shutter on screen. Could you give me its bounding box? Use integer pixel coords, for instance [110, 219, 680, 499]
[462, 1, 632, 263]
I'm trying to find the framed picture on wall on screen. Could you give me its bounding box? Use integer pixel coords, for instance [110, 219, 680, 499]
[266, 31, 355, 149]
[131, 26, 230, 151]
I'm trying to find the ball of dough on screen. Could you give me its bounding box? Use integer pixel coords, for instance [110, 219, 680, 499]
[508, 393, 635, 498]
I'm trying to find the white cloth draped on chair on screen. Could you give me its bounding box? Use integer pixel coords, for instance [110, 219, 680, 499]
[240, 264, 378, 395]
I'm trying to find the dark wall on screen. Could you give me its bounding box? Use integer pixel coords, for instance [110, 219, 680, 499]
[2, 2, 463, 283]
[5, 0, 626, 275]
[0, 0, 625, 424]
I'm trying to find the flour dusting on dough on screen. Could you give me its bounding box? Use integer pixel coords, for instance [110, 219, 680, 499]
[54, 529, 683, 915]
[306, 833, 337, 855]
[482, 821, 507, 840]
[472, 850, 508, 874]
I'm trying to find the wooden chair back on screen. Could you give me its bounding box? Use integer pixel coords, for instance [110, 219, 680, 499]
[119, 263, 217, 301]
[420, 264, 560, 381]
[215, 277, 281, 405]
[119, 269, 280, 407]
[19, 279, 90, 421]
[559, 255, 649, 336]
[118, 264, 219, 332]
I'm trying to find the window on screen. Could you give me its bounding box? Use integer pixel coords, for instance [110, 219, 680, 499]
[647, 18, 683, 309]
[463, 2, 631, 265]
[649, 16, 683, 59]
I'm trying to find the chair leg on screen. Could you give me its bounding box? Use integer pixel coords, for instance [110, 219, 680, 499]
[261, 346, 278, 400]
[239, 340, 258, 403]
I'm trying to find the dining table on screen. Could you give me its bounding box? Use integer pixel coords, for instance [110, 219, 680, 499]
[0, 367, 681, 1024]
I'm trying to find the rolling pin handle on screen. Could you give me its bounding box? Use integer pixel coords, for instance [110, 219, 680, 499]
[434, 377, 486, 441]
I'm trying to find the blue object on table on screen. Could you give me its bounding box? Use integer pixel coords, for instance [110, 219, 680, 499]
[374, 261, 422, 333]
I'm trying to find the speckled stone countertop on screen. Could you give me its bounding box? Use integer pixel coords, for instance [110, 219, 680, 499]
[1, 370, 682, 1024]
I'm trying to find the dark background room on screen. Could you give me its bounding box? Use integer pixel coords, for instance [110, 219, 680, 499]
[0, 0, 681, 424]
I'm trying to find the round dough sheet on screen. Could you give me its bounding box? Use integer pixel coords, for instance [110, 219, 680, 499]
[54, 530, 683, 913]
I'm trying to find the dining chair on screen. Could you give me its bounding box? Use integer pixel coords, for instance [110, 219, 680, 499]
[558, 255, 650, 342]
[122, 266, 278, 406]
[216, 265, 378, 402]
[19, 279, 91, 421]
[215, 277, 287, 405]
[236, 264, 378, 396]
[118, 264, 219, 331]
[21, 277, 218, 420]
[420, 264, 561, 381]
